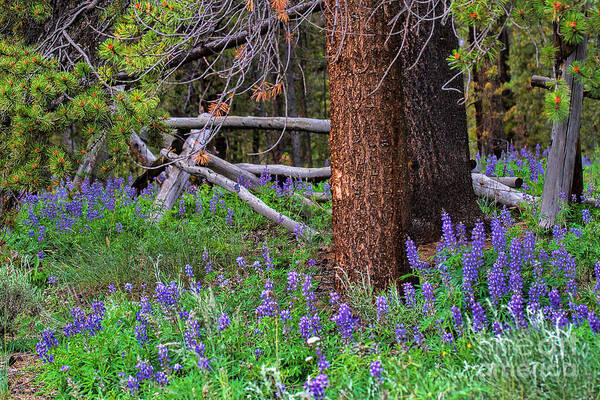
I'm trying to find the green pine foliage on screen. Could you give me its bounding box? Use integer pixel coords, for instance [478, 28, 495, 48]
[451, 0, 600, 125]
[0, 41, 164, 191]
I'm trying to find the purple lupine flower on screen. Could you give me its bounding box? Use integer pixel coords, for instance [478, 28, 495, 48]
[451, 306, 463, 334]
[258, 167, 271, 186]
[375, 296, 388, 320]
[329, 291, 340, 306]
[552, 225, 567, 242]
[488, 251, 507, 305]
[395, 324, 407, 344]
[287, 271, 300, 293]
[256, 280, 278, 320]
[225, 208, 234, 226]
[36, 329, 59, 363]
[302, 275, 316, 312]
[316, 347, 331, 372]
[294, 224, 307, 239]
[422, 282, 435, 316]
[500, 207, 513, 227]
[331, 303, 358, 340]
[155, 371, 169, 386]
[135, 360, 155, 383]
[60, 365, 70, 372]
[522, 230, 536, 266]
[440, 213, 457, 251]
[549, 289, 562, 309]
[369, 360, 384, 382]
[456, 223, 467, 248]
[589, 311, 600, 334]
[570, 227, 583, 238]
[490, 217, 505, 253]
[126, 375, 139, 393]
[462, 249, 480, 304]
[299, 315, 312, 339]
[594, 262, 600, 298]
[471, 302, 487, 332]
[582, 209, 592, 225]
[108, 284, 116, 294]
[572, 303, 589, 327]
[157, 344, 170, 367]
[403, 283, 416, 309]
[116, 222, 123, 233]
[135, 320, 149, 346]
[485, 154, 498, 176]
[124, 283, 133, 292]
[405, 237, 427, 270]
[155, 281, 180, 308]
[218, 312, 231, 331]
[508, 294, 527, 329]
[304, 373, 328, 400]
[413, 326, 425, 347]
[184, 264, 194, 279]
[48, 273, 57, 284]
[262, 244, 274, 270]
[508, 238, 523, 295]
[492, 320, 503, 336]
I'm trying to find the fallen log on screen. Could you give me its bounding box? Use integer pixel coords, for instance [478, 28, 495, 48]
[471, 173, 534, 208]
[236, 163, 331, 179]
[472, 173, 523, 189]
[166, 115, 330, 134]
[161, 150, 318, 236]
[162, 151, 328, 213]
[150, 129, 211, 223]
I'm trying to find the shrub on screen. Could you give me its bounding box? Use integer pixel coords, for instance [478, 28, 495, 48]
[0, 263, 41, 336]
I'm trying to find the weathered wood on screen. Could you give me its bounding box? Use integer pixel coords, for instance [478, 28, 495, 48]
[531, 75, 599, 100]
[129, 132, 157, 166]
[472, 173, 532, 208]
[539, 40, 587, 229]
[150, 129, 211, 223]
[73, 136, 103, 187]
[204, 153, 260, 187]
[485, 175, 523, 189]
[236, 163, 331, 179]
[160, 150, 318, 236]
[166, 115, 330, 134]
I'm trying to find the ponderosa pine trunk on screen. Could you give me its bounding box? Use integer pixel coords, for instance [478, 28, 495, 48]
[400, 5, 482, 244]
[326, 0, 409, 289]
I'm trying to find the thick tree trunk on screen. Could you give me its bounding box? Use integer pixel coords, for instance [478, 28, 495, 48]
[540, 40, 587, 229]
[326, 0, 408, 289]
[400, 7, 482, 244]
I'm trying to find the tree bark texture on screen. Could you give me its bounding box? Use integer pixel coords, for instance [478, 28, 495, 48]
[540, 39, 587, 229]
[400, 6, 482, 244]
[326, 0, 409, 289]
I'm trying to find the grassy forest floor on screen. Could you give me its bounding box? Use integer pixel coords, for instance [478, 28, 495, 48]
[2, 146, 600, 399]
